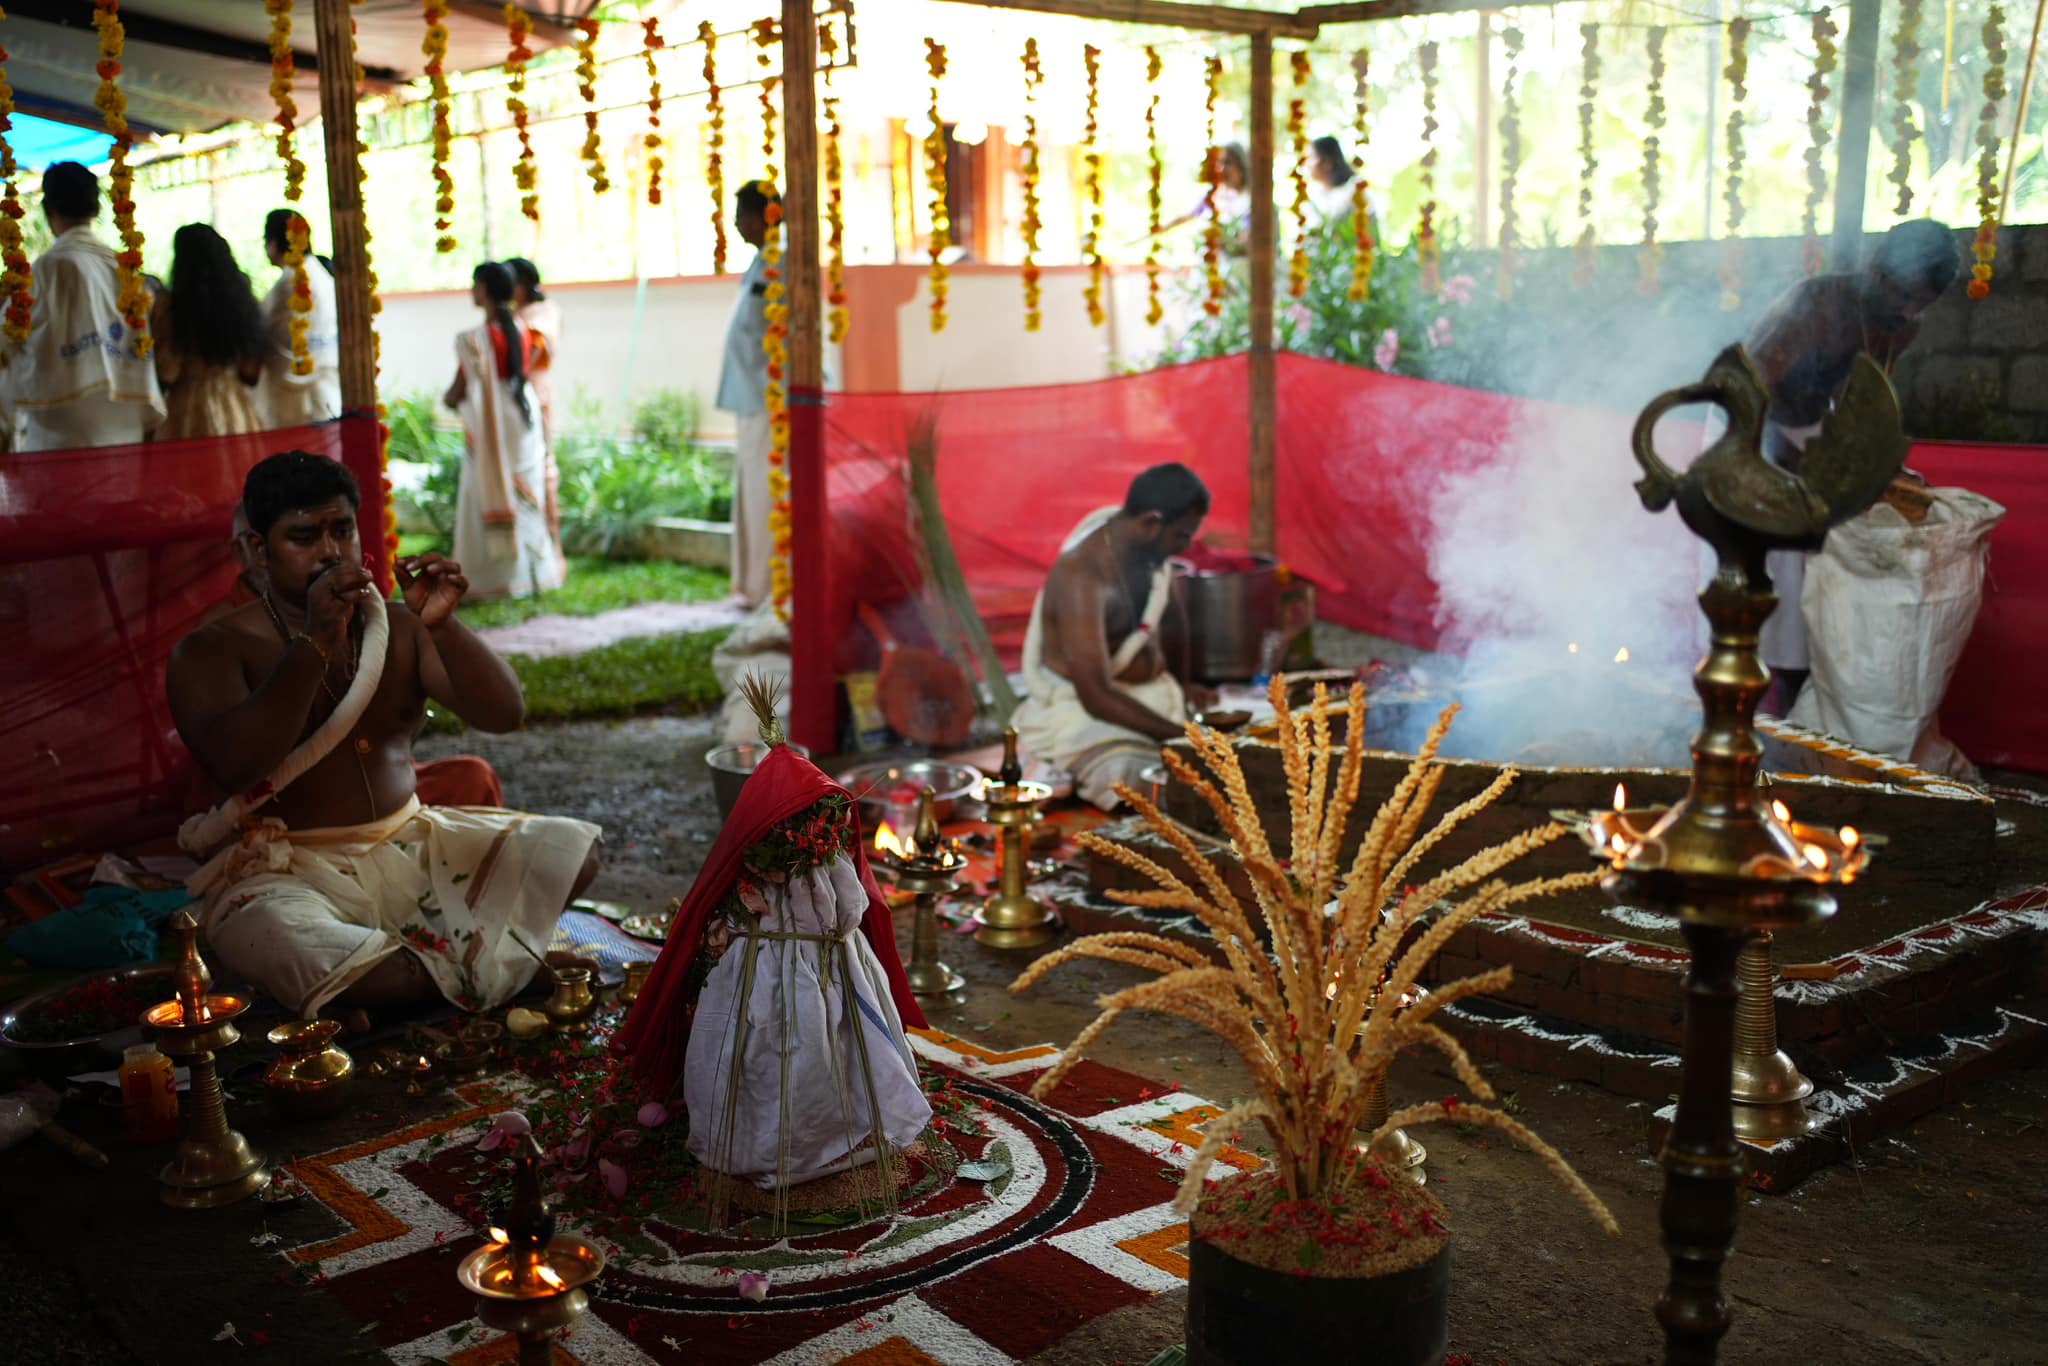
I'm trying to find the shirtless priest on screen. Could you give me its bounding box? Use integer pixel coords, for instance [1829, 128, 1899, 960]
[1013, 464, 1213, 809]
[168, 452, 600, 1023]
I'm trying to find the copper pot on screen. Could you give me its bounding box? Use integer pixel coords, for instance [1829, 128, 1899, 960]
[265, 1019, 356, 1120]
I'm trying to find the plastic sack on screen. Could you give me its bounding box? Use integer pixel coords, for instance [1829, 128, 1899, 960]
[1788, 488, 2006, 779]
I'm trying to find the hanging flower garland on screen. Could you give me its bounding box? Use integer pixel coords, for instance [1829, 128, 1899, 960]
[0, 7, 32, 345]
[1202, 53, 1226, 315]
[1890, 0, 1924, 214]
[575, 17, 608, 195]
[91, 1, 147, 356]
[264, 0, 314, 375]
[1639, 26, 1667, 298]
[642, 19, 664, 208]
[1720, 16, 1751, 310]
[1082, 44, 1106, 327]
[755, 39, 792, 619]
[700, 22, 725, 273]
[1802, 8, 1839, 274]
[925, 39, 951, 334]
[1144, 45, 1165, 325]
[1417, 41, 1440, 295]
[1287, 49, 1311, 299]
[1496, 25, 1524, 300]
[1347, 50, 1372, 304]
[820, 20, 848, 342]
[1021, 39, 1045, 331]
[349, 0, 394, 574]
[1969, 5, 2009, 299]
[503, 6, 538, 221]
[423, 0, 456, 253]
[1574, 22, 1600, 289]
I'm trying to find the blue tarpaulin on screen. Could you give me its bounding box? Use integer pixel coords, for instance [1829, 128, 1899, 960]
[6, 114, 115, 173]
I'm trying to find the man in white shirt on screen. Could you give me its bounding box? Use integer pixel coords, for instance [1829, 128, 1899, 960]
[715, 181, 776, 608]
[255, 208, 342, 430]
[0, 161, 163, 450]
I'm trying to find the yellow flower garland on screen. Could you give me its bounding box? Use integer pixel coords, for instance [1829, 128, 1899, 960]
[1496, 26, 1523, 300]
[820, 21, 848, 342]
[91, 0, 147, 357]
[503, 7, 536, 219]
[348, 0, 395, 573]
[1144, 46, 1164, 325]
[1347, 49, 1372, 304]
[701, 21, 726, 273]
[1639, 26, 1667, 298]
[1021, 39, 1045, 331]
[0, 5, 31, 345]
[1082, 44, 1106, 327]
[1286, 49, 1311, 300]
[1890, 0, 1924, 214]
[642, 19, 664, 208]
[1803, 8, 1839, 275]
[1970, 6, 2009, 299]
[1202, 53, 1226, 316]
[576, 17, 608, 195]
[1417, 41, 1439, 296]
[1720, 17, 1750, 310]
[926, 39, 951, 334]
[264, 0, 316, 376]
[423, 0, 455, 253]
[1574, 23, 1599, 289]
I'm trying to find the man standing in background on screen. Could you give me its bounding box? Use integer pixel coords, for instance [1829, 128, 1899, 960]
[715, 181, 778, 609]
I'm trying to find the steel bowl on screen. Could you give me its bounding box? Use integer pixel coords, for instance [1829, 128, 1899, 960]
[706, 741, 812, 822]
[836, 758, 986, 828]
[0, 963, 179, 1083]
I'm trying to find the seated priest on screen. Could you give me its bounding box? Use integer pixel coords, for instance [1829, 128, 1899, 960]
[167, 452, 600, 1025]
[1013, 463, 1214, 809]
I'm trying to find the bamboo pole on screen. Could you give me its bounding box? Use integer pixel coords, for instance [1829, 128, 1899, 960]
[928, 0, 1320, 38]
[1248, 34, 1277, 557]
[1831, 0, 1883, 267]
[312, 0, 376, 415]
[1999, 0, 2048, 223]
[782, 0, 833, 754]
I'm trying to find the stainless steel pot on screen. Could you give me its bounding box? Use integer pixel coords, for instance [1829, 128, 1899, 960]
[1171, 554, 1283, 682]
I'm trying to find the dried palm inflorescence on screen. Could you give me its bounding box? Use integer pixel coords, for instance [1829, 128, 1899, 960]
[1014, 682, 1619, 1236]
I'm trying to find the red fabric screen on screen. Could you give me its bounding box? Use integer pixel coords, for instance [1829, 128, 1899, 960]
[0, 418, 388, 866]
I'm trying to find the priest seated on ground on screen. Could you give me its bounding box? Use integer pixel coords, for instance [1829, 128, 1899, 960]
[1013, 463, 1215, 809]
[167, 451, 601, 1027]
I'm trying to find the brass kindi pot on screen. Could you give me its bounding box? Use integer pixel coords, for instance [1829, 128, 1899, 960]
[543, 967, 597, 1037]
[265, 1019, 357, 1120]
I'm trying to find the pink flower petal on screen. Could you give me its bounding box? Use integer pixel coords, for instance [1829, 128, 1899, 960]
[637, 1101, 669, 1128]
[599, 1159, 629, 1199]
[737, 1271, 770, 1303]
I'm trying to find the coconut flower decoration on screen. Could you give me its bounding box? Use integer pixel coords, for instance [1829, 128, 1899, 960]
[1015, 684, 1622, 1246]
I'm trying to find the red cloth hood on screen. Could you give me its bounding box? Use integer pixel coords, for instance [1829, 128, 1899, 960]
[609, 744, 925, 1097]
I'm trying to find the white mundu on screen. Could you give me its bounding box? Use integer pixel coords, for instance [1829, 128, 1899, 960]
[0, 225, 163, 450]
[257, 262, 342, 429]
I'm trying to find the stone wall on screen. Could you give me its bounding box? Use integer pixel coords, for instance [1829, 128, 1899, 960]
[1888, 224, 2048, 444]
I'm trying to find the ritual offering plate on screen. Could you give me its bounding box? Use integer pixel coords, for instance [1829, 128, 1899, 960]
[0, 964, 177, 1082]
[837, 758, 986, 827]
[620, 912, 674, 943]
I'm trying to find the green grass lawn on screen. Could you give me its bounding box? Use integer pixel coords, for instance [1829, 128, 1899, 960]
[394, 535, 729, 630]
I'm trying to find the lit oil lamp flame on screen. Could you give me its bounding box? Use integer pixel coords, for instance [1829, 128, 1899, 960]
[535, 1263, 566, 1291]
[1802, 844, 1829, 869]
[486, 1226, 510, 1247]
[1612, 783, 1626, 812]
[1613, 646, 1631, 664]
[1771, 799, 1791, 824]
[873, 821, 912, 860]
[1841, 826, 1860, 849]
[1609, 832, 1627, 854]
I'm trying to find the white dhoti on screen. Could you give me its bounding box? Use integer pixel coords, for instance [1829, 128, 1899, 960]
[1011, 506, 1186, 810]
[197, 798, 600, 1018]
[730, 411, 774, 608]
[19, 395, 151, 452]
[684, 853, 931, 1190]
[452, 322, 564, 600]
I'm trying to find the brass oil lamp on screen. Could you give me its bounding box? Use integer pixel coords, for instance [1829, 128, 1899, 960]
[873, 785, 969, 996]
[971, 728, 1057, 950]
[144, 911, 270, 1207]
[456, 1133, 606, 1365]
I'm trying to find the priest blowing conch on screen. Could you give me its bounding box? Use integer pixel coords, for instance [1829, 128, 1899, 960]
[1013, 463, 1215, 809]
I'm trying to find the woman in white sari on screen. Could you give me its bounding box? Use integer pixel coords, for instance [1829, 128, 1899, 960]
[443, 262, 564, 599]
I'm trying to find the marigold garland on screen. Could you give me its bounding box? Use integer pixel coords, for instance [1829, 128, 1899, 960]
[266, 0, 311, 372]
[1803, 8, 1839, 275]
[1574, 22, 1600, 288]
[1347, 49, 1372, 304]
[700, 21, 726, 273]
[1969, 6, 2009, 299]
[1286, 49, 1311, 300]
[925, 39, 951, 334]
[820, 21, 848, 342]
[502, 6, 537, 220]
[1417, 41, 1440, 295]
[1639, 26, 1668, 298]
[1496, 26, 1524, 300]
[1720, 16, 1751, 310]
[0, 6, 31, 345]
[1083, 44, 1107, 327]
[1021, 39, 1046, 331]
[575, 17, 608, 195]
[1144, 46, 1165, 325]
[1890, 0, 1924, 214]
[91, 0, 147, 356]
[423, 0, 455, 253]
[1202, 53, 1227, 316]
[642, 19, 664, 208]
[762, 178, 792, 621]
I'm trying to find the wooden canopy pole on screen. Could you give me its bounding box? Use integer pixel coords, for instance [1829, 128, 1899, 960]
[312, 0, 377, 415]
[782, 0, 832, 753]
[1831, 0, 1883, 267]
[1247, 33, 1277, 556]
[929, 0, 1319, 39]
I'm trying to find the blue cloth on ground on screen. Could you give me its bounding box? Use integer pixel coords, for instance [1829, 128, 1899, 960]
[6, 886, 193, 969]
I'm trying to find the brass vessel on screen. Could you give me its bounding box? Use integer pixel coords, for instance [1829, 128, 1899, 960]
[147, 912, 270, 1208]
[972, 728, 1058, 950]
[873, 786, 970, 996]
[456, 1133, 606, 1366]
[618, 960, 656, 1005]
[265, 1019, 356, 1120]
[543, 967, 597, 1036]
[433, 1020, 504, 1075]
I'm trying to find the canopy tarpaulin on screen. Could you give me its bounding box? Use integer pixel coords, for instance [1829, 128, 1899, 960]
[0, 417, 387, 866]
